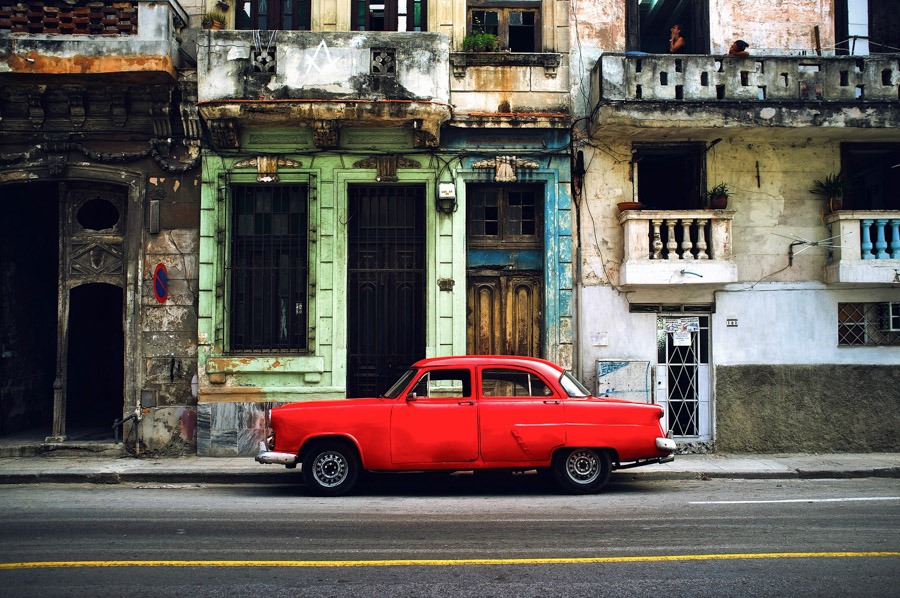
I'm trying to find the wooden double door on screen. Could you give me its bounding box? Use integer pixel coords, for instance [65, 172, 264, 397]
[466, 272, 542, 357]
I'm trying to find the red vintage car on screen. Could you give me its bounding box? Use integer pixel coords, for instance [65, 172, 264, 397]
[256, 355, 675, 495]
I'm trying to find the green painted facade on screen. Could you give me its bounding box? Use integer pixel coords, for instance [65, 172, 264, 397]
[196, 126, 573, 456]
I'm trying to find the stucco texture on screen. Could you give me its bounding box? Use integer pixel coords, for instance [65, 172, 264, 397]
[716, 365, 900, 453]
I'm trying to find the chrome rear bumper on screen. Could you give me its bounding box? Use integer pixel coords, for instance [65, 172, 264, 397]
[656, 437, 677, 452]
[255, 440, 298, 466]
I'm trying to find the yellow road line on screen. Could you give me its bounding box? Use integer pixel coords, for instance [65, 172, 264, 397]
[1, 552, 898, 570]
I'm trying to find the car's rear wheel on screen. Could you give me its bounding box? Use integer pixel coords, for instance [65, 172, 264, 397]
[302, 440, 360, 496]
[552, 448, 612, 494]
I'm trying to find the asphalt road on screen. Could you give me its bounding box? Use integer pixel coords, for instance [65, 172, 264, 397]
[1, 475, 898, 597]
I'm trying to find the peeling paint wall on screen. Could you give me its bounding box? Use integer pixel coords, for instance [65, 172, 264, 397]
[571, 1, 900, 452]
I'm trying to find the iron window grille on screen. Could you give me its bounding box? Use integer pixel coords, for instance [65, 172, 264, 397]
[228, 184, 309, 353]
[838, 302, 900, 346]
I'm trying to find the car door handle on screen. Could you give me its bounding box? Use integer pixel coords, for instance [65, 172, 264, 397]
[543, 400, 561, 404]
[458, 401, 475, 406]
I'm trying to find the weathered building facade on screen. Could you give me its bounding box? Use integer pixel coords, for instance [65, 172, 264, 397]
[572, 0, 899, 452]
[2, 0, 896, 457]
[0, 0, 201, 453]
[194, 0, 574, 455]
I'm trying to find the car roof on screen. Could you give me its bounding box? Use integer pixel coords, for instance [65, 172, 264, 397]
[412, 355, 566, 376]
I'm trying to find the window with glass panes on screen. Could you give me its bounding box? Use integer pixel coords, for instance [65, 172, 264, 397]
[352, 0, 427, 31]
[236, 0, 310, 30]
[467, 184, 542, 248]
[468, 3, 540, 52]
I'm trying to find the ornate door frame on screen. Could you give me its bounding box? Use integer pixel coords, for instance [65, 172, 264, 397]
[45, 166, 144, 442]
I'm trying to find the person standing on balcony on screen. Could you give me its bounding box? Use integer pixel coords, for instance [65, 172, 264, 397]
[669, 24, 686, 53]
[728, 40, 750, 57]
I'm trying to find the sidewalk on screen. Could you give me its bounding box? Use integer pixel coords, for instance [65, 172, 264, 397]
[0, 452, 897, 485]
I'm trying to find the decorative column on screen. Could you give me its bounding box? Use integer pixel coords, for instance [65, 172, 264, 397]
[861, 219, 874, 259]
[651, 219, 664, 259]
[890, 219, 900, 259]
[665, 219, 678, 259]
[696, 218, 709, 259]
[680, 219, 694, 260]
[874, 219, 889, 259]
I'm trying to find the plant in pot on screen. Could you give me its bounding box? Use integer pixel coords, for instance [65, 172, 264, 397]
[202, 8, 227, 29]
[810, 173, 844, 212]
[708, 183, 729, 209]
[462, 32, 499, 52]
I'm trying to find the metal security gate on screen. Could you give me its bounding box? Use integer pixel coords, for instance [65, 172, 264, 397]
[347, 185, 425, 397]
[655, 315, 710, 440]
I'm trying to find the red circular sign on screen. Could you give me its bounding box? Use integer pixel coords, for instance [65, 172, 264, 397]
[153, 263, 168, 303]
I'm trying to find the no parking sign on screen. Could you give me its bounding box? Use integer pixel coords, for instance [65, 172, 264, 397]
[153, 263, 168, 303]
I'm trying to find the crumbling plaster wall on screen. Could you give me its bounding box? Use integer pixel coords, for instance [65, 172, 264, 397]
[139, 172, 201, 454]
[570, 0, 838, 115]
[578, 134, 843, 288]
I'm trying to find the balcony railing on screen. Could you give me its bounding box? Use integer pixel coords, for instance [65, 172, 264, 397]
[197, 31, 451, 148]
[617, 209, 738, 286]
[591, 53, 900, 130]
[826, 211, 900, 284]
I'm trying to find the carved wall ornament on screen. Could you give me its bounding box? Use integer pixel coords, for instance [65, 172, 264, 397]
[233, 155, 302, 182]
[312, 121, 339, 148]
[353, 155, 421, 182]
[472, 155, 541, 182]
[208, 118, 241, 150]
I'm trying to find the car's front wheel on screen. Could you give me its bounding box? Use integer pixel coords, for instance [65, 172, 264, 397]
[302, 440, 361, 496]
[552, 448, 612, 494]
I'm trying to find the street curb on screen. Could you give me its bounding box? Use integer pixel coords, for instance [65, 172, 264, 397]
[0, 467, 897, 485]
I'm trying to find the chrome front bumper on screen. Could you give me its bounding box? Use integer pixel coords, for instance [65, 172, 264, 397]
[255, 440, 298, 466]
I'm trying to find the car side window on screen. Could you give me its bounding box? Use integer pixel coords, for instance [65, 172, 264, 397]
[409, 369, 471, 398]
[481, 369, 553, 397]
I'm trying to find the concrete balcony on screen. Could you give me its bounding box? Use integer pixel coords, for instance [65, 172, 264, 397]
[590, 53, 900, 133]
[825, 211, 900, 284]
[0, 0, 188, 83]
[448, 52, 569, 127]
[617, 209, 738, 287]
[196, 31, 452, 149]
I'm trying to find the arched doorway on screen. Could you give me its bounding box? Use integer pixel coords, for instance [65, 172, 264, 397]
[65, 283, 124, 437]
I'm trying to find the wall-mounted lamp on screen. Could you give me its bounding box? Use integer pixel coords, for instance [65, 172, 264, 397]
[436, 182, 457, 215]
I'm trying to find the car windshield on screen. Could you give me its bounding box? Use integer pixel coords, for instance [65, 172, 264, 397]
[559, 371, 591, 397]
[382, 368, 419, 398]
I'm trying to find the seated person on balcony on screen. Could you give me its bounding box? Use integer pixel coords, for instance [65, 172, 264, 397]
[669, 24, 686, 53]
[728, 40, 750, 57]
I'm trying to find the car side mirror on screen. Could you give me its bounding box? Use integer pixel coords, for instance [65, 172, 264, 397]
[407, 393, 418, 402]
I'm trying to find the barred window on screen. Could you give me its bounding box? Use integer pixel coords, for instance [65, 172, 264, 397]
[230, 185, 309, 353]
[838, 302, 900, 346]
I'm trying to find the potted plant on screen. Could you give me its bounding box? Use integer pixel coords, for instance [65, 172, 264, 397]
[202, 8, 227, 29]
[708, 183, 729, 209]
[810, 173, 843, 212]
[462, 32, 499, 52]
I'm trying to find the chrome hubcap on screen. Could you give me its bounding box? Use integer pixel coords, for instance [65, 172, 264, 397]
[566, 449, 600, 485]
[312, 451, 348, 488]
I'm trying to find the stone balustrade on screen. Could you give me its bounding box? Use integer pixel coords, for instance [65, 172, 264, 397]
[825, 211, 900, 284]
[591, 53, 900, 130]
[597, 53, 899, 102]
[617, 209, 737, 286]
